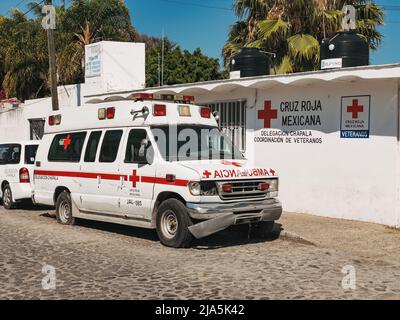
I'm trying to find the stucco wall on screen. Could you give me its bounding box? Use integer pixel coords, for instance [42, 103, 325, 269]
[194, 79, 400, 226]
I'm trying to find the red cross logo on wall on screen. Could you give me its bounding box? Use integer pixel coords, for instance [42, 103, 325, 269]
[63, 134, 71, 151]
[129, 170, 140, 188]
[258, 100, 278, 128]
[347, 99, 364, 119]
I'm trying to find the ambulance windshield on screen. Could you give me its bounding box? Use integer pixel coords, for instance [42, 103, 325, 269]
[151, 125, 245, 162]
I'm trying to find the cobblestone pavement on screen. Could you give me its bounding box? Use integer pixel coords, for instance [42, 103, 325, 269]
[1, 206, 400, 300]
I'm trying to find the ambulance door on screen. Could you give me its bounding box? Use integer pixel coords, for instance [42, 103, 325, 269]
[119, 128, 156, 221]
[80, 130, 103, 212]
[80, 129, 125, 215]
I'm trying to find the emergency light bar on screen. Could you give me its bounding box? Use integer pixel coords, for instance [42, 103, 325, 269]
[48, 114, 62, 126]
[128, 93, 195, 103]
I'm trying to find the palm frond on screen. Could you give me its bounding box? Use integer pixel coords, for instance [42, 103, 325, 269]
[287, 34, 320, 61]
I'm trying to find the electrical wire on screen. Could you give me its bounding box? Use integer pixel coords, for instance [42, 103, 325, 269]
[21, 0, 45, 17]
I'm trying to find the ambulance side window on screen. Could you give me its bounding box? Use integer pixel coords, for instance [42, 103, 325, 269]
[99, 130, 123, 163]
[84, 131, 102, 162]
[48, 132, 87, 162]
[124, 129, 148, 163]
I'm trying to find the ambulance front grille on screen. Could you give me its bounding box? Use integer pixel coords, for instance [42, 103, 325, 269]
[217, 180, 269, 200]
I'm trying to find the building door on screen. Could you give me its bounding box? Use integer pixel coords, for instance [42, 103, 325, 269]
[119, 128, 156, 222]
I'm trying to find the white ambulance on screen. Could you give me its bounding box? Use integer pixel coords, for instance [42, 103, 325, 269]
[33, 94, 282, 247]
[0, 141, 39, 209]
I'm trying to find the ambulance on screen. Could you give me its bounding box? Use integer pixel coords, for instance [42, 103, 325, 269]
[33, 94, 282, 247]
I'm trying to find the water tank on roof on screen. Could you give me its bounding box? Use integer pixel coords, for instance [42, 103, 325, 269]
[320, 31, 369, 70]
[230, 48, 270, 78]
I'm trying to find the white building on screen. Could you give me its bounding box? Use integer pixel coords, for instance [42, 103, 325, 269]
[1, 41, 400, 227]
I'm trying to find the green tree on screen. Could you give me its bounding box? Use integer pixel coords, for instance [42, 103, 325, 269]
[0, 10, 48, 99]
[223, 0, 384, 73]
[144, 37, 225, 87]
[0, 1, 225, 100]
[1, 0, 136, 100]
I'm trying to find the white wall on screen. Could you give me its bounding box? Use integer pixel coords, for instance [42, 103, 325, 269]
[84, 41, 145, 96]
[194, 79, 400, 227]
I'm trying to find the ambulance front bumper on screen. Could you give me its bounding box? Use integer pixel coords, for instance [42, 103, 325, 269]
[186, 198, 282, 239]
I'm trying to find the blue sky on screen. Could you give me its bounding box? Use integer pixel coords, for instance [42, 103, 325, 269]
[0, 0, 399, 65]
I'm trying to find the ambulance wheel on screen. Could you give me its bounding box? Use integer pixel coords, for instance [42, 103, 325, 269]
[55, 191, 75, 225]
[156, 199, 193, 248]
[2, 184, 16, 210]
[251, 221, 275, 239]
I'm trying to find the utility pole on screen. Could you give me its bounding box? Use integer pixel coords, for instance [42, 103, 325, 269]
[161, 29, 164, 86]
[44, 0, 59, 111]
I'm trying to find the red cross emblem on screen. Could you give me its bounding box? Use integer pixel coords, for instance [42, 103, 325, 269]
[63, 134, 71, 151]
[203, 170, 212, 178]
[347, 99, 363, 119]
[258, 100, 278, 128]
[129, 170, 140, 188]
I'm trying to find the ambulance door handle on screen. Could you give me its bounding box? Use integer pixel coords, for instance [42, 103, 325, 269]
[120, 176, 125, 189]
[97, 175, 101, 186]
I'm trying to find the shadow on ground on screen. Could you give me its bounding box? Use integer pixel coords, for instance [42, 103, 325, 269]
[38, 210, 283, 249]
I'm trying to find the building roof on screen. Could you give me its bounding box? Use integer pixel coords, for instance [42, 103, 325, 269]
[85, 63, 400, 100]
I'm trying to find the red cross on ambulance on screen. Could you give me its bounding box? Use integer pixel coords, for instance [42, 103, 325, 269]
[129, 170, 140, 188]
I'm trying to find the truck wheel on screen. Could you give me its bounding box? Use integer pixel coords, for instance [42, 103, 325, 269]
[251, 221, 275, 239]
[2, 184, 16, 210]
[55, 191, 75, 225]
[156, 199, 193, 248]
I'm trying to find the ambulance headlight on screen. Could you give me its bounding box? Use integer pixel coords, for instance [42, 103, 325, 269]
[188, 182, 201, 196]
[267, 179, 279, 192]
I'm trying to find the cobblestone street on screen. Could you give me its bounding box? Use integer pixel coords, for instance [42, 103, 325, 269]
[1, 206, 400, 300]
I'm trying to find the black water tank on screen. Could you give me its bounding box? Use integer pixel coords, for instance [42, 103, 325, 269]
[320, 31, 369, 68]
[231, 48, 270, 77]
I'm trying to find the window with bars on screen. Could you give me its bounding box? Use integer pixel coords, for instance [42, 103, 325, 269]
[205, 100, 247, 152]
[29, 119, 45, 140]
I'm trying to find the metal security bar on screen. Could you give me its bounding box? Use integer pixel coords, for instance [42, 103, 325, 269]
[29, 119, 45, 140]
[205, 100, 246, 152]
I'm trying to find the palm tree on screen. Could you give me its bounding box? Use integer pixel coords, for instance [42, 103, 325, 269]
[223, 0, 384, 73]
[1, 9, 48, 100]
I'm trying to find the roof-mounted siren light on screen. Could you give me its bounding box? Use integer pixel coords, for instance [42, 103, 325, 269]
[128, 92, 195, 103]
[320, 5, 369, 70]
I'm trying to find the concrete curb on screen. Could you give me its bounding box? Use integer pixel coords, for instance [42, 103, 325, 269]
[274, 228, 316, 246]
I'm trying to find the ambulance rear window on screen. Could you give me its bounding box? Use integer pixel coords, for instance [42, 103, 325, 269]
[48, 132, 87, 162]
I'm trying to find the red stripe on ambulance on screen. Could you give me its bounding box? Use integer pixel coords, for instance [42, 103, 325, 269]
[34, 170, 188, 187]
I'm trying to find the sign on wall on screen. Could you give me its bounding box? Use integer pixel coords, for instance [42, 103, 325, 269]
[340, 95, 371, 139]
[255, 99, 324, 144]
[85, 44, 101, 78]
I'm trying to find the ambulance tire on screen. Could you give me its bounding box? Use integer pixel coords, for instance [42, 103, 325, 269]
[156, 199, 193, 248]
[55, 191, 75, 225]
[251, 221, 275, 239]
[2, 184, 16, 210]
